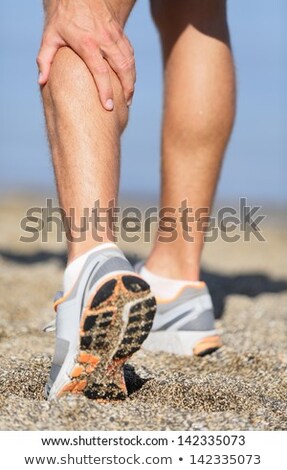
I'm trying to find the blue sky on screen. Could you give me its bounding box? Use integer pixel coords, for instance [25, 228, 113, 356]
[0, 0, 286, 204]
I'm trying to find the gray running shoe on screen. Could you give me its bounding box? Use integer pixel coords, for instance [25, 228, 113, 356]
[45, 247, 156, 400]
[135, 262, 221, 356]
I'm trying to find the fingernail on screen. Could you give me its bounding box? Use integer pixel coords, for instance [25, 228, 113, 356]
[127, 98, 133, 107]
[38, 71, 43, 83]
[105, 99, 114, 111]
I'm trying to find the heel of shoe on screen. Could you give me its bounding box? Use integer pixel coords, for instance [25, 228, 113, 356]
[143, 330, 222, 356]
[192, 335, 222, 356]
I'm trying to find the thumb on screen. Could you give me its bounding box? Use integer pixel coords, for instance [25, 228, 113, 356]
[37, 38, 59, 85]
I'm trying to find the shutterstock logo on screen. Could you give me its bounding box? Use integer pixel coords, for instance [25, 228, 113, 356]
[20, 197, 266, 244]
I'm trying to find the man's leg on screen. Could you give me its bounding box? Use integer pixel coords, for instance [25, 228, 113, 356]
[42, 1, 135, 263]
[41, 1, 156, 399]
[146, 0, 236, 280]
[137, 0, 235, 356]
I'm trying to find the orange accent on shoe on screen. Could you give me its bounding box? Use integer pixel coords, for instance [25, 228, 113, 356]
[59, 381, 76, 394]
[53, 288, 73, 312]
[72, 379, 87, 392]
[193, 335, 222, 356]
[78, 352, 100, 365]
[156, 282, 206, 304]
[70, 365, 84, 378]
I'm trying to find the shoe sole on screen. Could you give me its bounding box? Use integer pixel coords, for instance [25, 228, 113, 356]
[143, 330, 222, 356]
[57, 274, 156, 400]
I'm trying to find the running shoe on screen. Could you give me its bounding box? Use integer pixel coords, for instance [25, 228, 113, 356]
[135, 262, 221, 356]
[45, 247, 156, 400]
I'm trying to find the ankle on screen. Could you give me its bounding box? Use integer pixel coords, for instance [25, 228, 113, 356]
[145, 248, 200, 281]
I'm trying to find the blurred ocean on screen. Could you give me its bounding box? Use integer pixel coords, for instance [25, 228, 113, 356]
[0, 0, 286, 206]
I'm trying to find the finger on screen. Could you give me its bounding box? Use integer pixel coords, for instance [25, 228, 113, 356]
[37, 39, 59, 85]
[116, 35, 136, 92]
[110, 26, 136, 97]
[100, 41, 135, 106]
[81, 50, 114, 111]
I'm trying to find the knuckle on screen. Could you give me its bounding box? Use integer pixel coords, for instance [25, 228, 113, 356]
[100, 29, 113, 44]
[118, 56, 135, 72]
[93, 63, 109, 75]
[81, 34, 97, 50]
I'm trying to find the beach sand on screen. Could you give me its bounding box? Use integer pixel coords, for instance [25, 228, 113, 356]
[0, 195, 286, 430]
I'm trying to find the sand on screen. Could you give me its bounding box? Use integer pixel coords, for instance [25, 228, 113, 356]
[0, 195, 286, 430]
